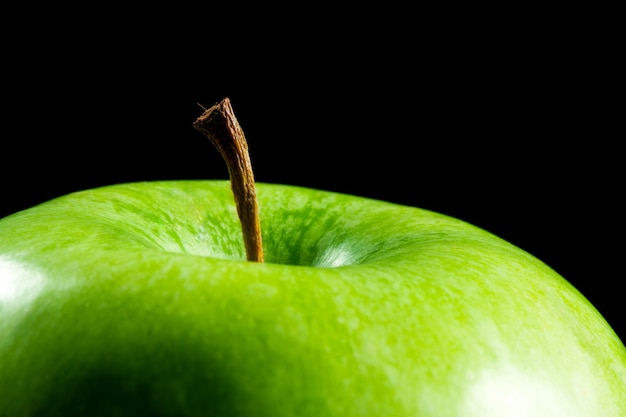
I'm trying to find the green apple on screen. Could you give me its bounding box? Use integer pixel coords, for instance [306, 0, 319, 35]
[1, 97, 625, 416]
[1, 179, 625, 416]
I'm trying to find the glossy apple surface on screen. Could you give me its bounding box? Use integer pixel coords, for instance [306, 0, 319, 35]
[1, 180, 624, 416]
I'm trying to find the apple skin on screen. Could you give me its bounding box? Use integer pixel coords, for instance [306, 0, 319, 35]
[0, 180, 624, 417]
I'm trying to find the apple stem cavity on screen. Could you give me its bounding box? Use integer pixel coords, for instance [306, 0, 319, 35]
[193, 98, 265, 263]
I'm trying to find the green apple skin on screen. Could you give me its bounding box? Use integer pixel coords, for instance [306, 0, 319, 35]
[0, 180, 624, 417]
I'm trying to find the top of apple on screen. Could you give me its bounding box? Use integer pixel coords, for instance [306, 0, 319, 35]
[0, 98, 625, 416]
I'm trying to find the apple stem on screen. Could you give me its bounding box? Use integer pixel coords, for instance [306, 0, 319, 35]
[193, 98, 264, 263]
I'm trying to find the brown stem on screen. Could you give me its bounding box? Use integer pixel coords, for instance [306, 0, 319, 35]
[193, 97, 264, 263]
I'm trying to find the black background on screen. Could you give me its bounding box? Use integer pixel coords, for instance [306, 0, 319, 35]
[2, 8, 622, 342]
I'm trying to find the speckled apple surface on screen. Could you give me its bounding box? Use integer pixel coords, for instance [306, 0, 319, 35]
[1, 180, 624, 416]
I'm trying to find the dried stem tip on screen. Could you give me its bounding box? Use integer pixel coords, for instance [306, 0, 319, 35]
[193, 97, 264, 263]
